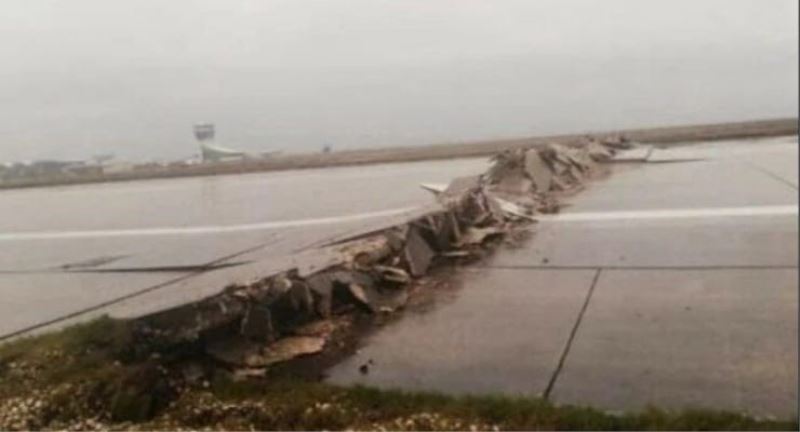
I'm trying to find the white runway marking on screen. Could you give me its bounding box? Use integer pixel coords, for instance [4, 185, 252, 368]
[538, 205, 798, 222]
[0, 206, 419, 241]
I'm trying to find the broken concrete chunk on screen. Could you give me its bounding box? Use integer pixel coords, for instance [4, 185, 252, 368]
[566, 163, 584, 181]
[244, 336, 325, 367]
[373, 265, 412, 285]
[442, 175, 481, 199]
[137, 293, 250, 344]
[291, 319, 340, 339]
[483, 194, 506, 223]
[376, 288, 409, 313]
[457, 226, 506, 246]
[456, 190, 496, 226]
[602, 135, 635, 150]
[310, 269, 379, 311]
[550, 175, 570, 191]
[487, 195, 535, 221]
[383, 227, 407, 252]
[586, 141, 614, 162]
[288, 282, 314, 315]
[419, 183, 447, 195]
[340, 235, 394, 269]
[610, 145, 653, 162]
[264, 275, 293, 303]
[268, 281, 316, 329]
[566, 149, 595, 172]
[240, 304, 275, 341]
[490, 171, 533, 195]
[524, 149, 553, 192]
[424, 212, 457, 251]
[328, 270, 374, 289]
[448, 211, 462, 243]
[545, 143, 574, 166]
[306, 272, 337, 317]
[346, 280, 409, 313]
[306, 272, 335, 295]
[548, 159, 571, 176]
[347, 283, 371, 308]
[487, 149, 526, 184]
[404, 225, 435, 277]
[312, 292, 331, 318]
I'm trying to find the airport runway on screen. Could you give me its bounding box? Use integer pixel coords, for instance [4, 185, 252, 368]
[0, 157, 489, 339]
[2, 135, 797, 418]
[326, 136, 798, 418]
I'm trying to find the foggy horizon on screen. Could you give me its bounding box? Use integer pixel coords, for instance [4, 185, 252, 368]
[1, 0, 797, 163]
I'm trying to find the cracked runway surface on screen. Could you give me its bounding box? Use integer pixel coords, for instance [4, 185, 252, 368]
[325, 136, 798, 418]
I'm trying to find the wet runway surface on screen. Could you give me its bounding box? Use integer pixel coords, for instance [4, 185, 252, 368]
[0, 157, 488, 338]
[325, 136, 798, 418]
[2, 136, 797, 417]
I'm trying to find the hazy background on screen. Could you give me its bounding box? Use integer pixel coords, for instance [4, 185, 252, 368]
[1, 0, 797, 162]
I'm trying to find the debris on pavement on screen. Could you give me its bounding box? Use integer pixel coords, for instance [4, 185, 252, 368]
[291, 318, 340, 338]
[403, 225, 436, 277]
[601, 133, 635, 150]
[130, 136, 624, 376]
[244, 336, 325, 367]
[609, 145, 654, 162]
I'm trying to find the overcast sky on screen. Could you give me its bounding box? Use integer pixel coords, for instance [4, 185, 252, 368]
[1, 0, 797, 162]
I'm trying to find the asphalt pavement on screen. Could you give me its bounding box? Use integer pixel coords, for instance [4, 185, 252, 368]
[326, 136, 798, 418]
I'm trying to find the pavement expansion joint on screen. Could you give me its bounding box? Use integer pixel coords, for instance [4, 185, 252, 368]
[543, 268, 602, 400]
[0, 237, 282, 341]
[740, 160, 798, 191]
[65, 261, 247, 273]
[0, 272, 197, 342]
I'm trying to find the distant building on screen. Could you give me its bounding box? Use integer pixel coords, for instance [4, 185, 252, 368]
[193, 123, 241, 162]
[65, 164, 103, 177]
[101, 161, 134, 175]
[200, 142, 248, 163]
[193, 123, 215, 142]
[192, 122, 280, 163]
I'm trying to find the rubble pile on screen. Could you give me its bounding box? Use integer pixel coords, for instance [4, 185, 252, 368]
[132, 137, 625, 373]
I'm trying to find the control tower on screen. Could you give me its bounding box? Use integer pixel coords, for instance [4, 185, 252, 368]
[193, 123, 246, 162]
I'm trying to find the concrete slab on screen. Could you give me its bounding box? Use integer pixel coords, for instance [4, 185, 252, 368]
[491, 215, 797, 268]
[0, 272, 181, 338]
[0, 207, 445, 338]
[551, 269, 798, 418]
[92, 232, 279, 270]
[494, 139, 799, 268]
[325, 268, 597, 396]
[102, 258, 294, 320]
[320, 138, 799, 418]
[610, 146, 653, 162]
[0, 232, 276, 272]
[568, 160, 797, 213]
[646, 150, 709, 163]
[0, 157, 488, 233]
[740, 150, 799, 189]
[0, 152, 479, 337]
